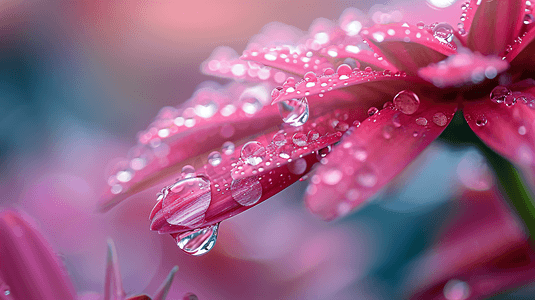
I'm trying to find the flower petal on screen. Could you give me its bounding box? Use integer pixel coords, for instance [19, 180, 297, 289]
[150, 106, 362, 234]
[505, 26, 535, 73]
[406, 190, 535, 299]
[418, 49, 508, 88]
[465, 0, 527, 55]
[464, 80, 535, 170]
[361, 23, 456, 75]
[241, 46, 334, 76]
[0, 210, 77, 300]
[305, 102, 457, 220]
[104, 239, 126, 300]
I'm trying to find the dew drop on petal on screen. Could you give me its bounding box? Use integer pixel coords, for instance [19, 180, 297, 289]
[432, 22, 454, 43]
[416, 117, 428, 126]
[524, 14, 534, 24]
[176, 223, 219, 256]
[322, 168, 342, 185]
[304, 71, 317, 82]
[165, 176, 211, 227]
[278, 97, 309, 127]
[278, 144, 293, 159]
[432, 112, 448, 126]
[183, 292, 199, 300]
[222, 141, 235, 155]
[292, 132, 308, 146]
[231, 176, 262, 206]
[337, 64, 352, 76]
[272, 132, 287, 146]
[504, 94, 517, 106]
[490, 86, 512, 103]
[208, 151, 222, 166]
[476, 116, 487, 127]
[393, 90, 420, 115]
[181, 165, 196, 178]
[368, 107, 379, 116]
[416, 21, 425, 29]
[241, 141, 266, 166]
[307, 130, 320, 141]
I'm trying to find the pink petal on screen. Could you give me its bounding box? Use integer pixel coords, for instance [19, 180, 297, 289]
[104, 239, 126, 300]
[240, 46, 334, 76]
[464, 81, 535, 170]
[407, 190, 534, 299]
[505, 26, 535, 72]
[0, 210, 77, 300]
[126, 296, 151, 300]
[150, 106, 362, 234]
[465, 0, 527, 55]
[152, 266, 178, 300]
[418, 49, 509, 88]
[201, 46, 289, 85]
[318, 40, 400, 72]
[361, 23, 456, 75]
[305, 101, 457, 220]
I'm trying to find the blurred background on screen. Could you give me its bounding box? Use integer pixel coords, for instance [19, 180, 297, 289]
[1, 0, 535, 299]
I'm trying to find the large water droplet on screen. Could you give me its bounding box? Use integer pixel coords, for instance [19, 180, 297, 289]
[222, 141, 235, 155]
[433, 23, 454, 43]
[432, 112, 448, 126]
[164, 176, 211, 227]
[208, 151, 222, 166]
[176, 223, 219, 256]
[490, 86, 512, 103]
[393, 90, 420, 115]
[241, 141, 266, 166]
[231, 176, 262, 206]
[278, 97, 309, 127]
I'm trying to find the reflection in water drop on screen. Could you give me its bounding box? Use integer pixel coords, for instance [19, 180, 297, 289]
[164, 176, 212, 227]
[272, 132, 287, 146]
[231, 176, 262, 206]
[393, 90, 420, 115]
[432, 23, 454, 43]
[208, 151, 222, 166]
[176, 223, 219, 256]
[181, 165, 195, 178]
[367, 107, 379, 116]
[292, 133, 308, 147]
[490, 86, 511, 104]
[278, 97, 309, 127]
[241, 141, 266, 166]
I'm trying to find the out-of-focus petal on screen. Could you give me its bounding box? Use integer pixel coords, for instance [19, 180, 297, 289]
[0, 210, 77, 300]
[152, 266, 178, 300]
[406, 190, 534, 299]
[305, 100, 457, 220]
[465, 0, 527, 55]
[104, 239, 126, 300]
[418, 49, 508, 88]
[362, 23, 456, 75]
[150, 106, 363, 234]
[464, 80, 535, 170]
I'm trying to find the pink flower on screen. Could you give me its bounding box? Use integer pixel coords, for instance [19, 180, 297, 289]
[0, 209, 181, 300]
[100, 1, 535, 254]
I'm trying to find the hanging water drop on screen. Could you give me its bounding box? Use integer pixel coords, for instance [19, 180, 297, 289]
[278, 97, 309, 127]
[208, 151, 222, 166]
[316, 145, 332, 159]
[393, 90, 420, 115]
[176, 223, 219, 256]
[490, 86, 512, 103]
[231, 176, 262, 206]
[432, 23, 454, 43]
[241, 141, 266, 166]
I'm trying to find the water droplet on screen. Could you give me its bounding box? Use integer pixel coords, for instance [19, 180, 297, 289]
[222, 141, 235, 155]
[292, 132, 308, 146]
[524, 14, 534, 24]
[322, 168, 342, 185]
[433, 23, 454, 43]
[241, 141, 266, 166]
[356, 165, 377, 187]
[364, 66, 373, 72]
[208, 151, 222, 166]
[519, 125, 527, 135]
[278, 144, 293, 159]
[416, 117, 428, 126]
[443, 279, 470, 300]
[272, 132, 287, 146]
[288, 158, 307, 175]
[307, 130, 320, 141]
[176, 223, 219, 256]
[335, 121, 349, 131]
[316, 145, 332, 159]
[304, 71, 317, 82]
[383, 101, 393, 109]
[432, 112, 448, 126]
[382, 125, 394, 139]
[4, 290, 10, 296]
[337, 64, 352, 76]
[490, 86, 512, 103]
[505, 94, 517, 106]
[181, 165, 196, 178]
[353, 120, 361, 127]
[416, 21, 425, 29]
[231, 176, 262, 206]
[278, 97, 309, 127]
[164, 176, 211, 227]
[475, 116, 487, 126]
[393, 90, 420, 115]
[368, 107, 379, 116]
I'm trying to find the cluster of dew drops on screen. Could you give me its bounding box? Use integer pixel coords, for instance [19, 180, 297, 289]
[502, 0, 535, 59]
